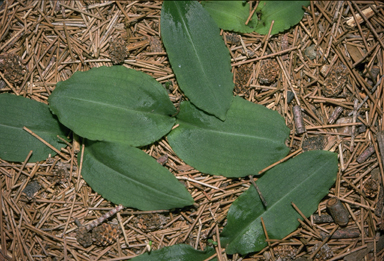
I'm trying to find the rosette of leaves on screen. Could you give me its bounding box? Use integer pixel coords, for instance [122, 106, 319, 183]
[48, 66, 193, 210]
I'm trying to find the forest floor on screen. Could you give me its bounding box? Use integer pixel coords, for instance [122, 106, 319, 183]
[0, 1, 384, 260]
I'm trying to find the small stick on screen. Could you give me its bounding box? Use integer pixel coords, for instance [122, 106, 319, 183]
[0, 179, 6, 257]
[328, 106, 343, 124]
[291, 202, 321, 238]
[76, 143, 85, 192]
[328, 245, 368, 261]
[59, 3, 102, 20]
[352, 2, 384, 49]
[231, 46, 297, 67]
[328, 195, 375, 211]
[326, 198, 349, 226]
[350, 99, 359, 151]
[259, 148, 302, 174]
[338, 141, 345, 171]
[356, 145, 375, 163]
[182, 204, 207, 242]
[260, 217, 275, 259]
[177, 177, 224, 192]
[320, 228, 360, 239]
[12, 150, 33, 186]
[245, 1, 259, 25]
[312, 214, 334, 224]
[214, 225, 224, 261]
[248, 175, 267, 206]
[309, 225, 338, 260]
[23, 127, 70, 160]
[0, 71, 18, 94]
[117, 212, 129, 248]
[306, 122, 363, 130]
[377, 131, 384, 169]
[85, 205, 124, 231]
[293, 105, 306, 134]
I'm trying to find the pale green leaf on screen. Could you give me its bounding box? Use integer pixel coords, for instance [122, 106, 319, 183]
[167, 96, 290, 177]
[161, 1, 234, 120]
[255, 1, 310, 35]
[131, 244, 216, 261]
[0, 94, 68, 162]
[81, 140, 194, 210]
[49, 66, 176, 147]
[202, 1, 258, 33]
[220, 151, 338, 255]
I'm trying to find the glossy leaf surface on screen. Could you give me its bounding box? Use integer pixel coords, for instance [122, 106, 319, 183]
[220, 151, 338, 255]
[161, 1, 234, 120]
[167, 96, 290, 177]
[202, 1, 258, 33]
[49, 66, 176, 147]
[81, 140, 194, 210]
[254, 1, 310, 35]
[0, 94, 68, 162]
[131, 244, 215, 261]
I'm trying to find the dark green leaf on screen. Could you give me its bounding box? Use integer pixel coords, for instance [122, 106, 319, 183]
[161, 1, 234, 120]
[131, 244, 215, 261]
[220, 151, 338, 255]
[254, 1, 310, 35]
[0, 94, 68, 162]
[167, 96, 290, 177]
[202, 1, 258, 33]
[49, 66, 176, 147]
[81, 140, 194, 210]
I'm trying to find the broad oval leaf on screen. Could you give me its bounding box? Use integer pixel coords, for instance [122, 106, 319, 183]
[81, 140, 194, 210]
[254, 1, 310, 35]
[131, 244, 215, 261]
[49, 66, 176, 147]
[161, 1, 234, 120]
[0, 94, 68, 162]
[167, 96, 290, 177]
[202, 1, 258, 33]
[220, 151, 338, 255]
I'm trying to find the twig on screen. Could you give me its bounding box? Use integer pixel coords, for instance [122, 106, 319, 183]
[245, 1, 259, 25]
[260, 217, 275, 260]
[248, 175, 267, 206]
[84, 205, 124, 231]
[348, 74, 384, 116]
[350, 99, 359, 151]
[177, 177, 224, 192]
[259, 149, 303, 174]
[231, 46, 297, 67]
[23, 127, 70, 160]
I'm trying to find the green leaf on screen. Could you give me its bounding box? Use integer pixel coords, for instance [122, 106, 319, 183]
[81, 140, 194, 210]
[161, 1, 234, 120]
[220, 151, 338, 255]
[254, 1, 310, 35]
[131, 244, 216, 261]
[202, 1, 258, 33]
[167, 96, 290, 178]
[0, 94, 68, 162]
[49, 66, 176, 147]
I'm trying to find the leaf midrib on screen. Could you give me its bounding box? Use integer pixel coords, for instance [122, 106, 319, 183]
[227, 161, 330, 250]
[55, 95, 174, 118]
[173, 2, 222, 112]
[87, 149, 191, 204]
[178, 120, 285, 145]
[0, 123, 60, 135]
